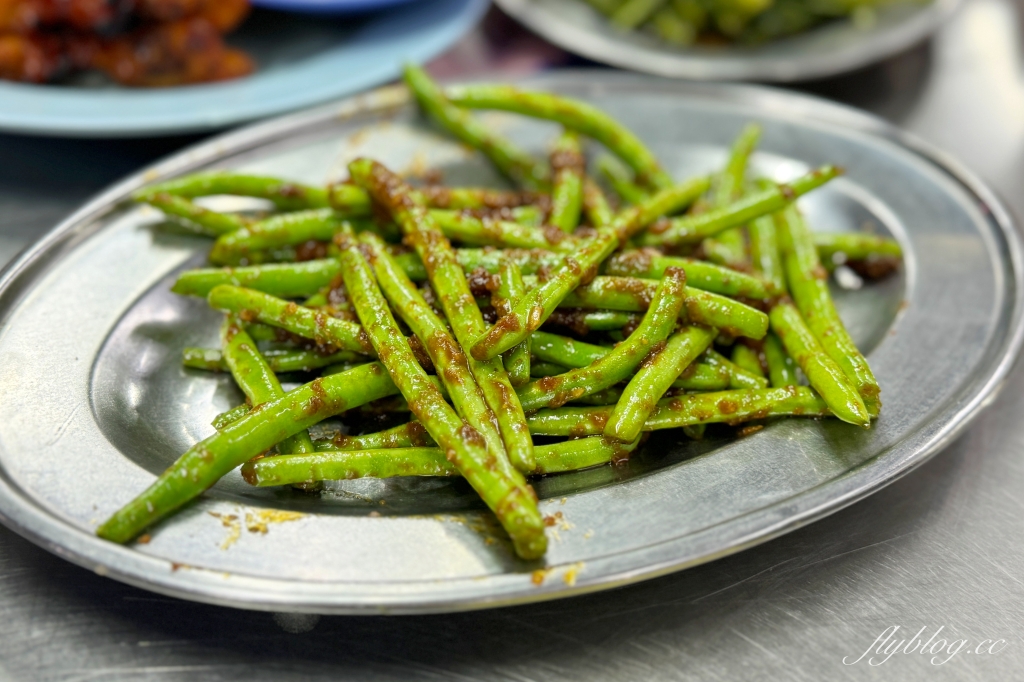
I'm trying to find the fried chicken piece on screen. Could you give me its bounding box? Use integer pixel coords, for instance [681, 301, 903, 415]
[0, 0, 247, 34]
[0, 0, 252, 85]
[135, 0, 249, 32]
[0, 0, 123, 33]
[90, 17, 253, 86]
[0, 31, 66, 81]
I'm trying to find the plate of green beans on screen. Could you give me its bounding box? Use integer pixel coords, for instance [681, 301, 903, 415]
[495, 0, 962, 81]
[0, 69, 1018, 613]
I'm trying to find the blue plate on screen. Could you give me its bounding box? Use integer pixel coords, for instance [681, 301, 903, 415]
[0, 0, 488, 137]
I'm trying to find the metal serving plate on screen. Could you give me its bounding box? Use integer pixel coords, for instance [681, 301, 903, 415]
[0, 71, 1019, 614]
[496, 0, 962, 82]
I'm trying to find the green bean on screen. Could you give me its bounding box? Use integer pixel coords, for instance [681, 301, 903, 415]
[749, 214, 786, 293]
[445, 84, 675, 189]
[682, 424, 706, 440]
[650, 7, 698, 45]
[208, 285, 373, 354]
[404, 64, 549, 190]
[494, 261, 532, 386]
[325, 183, 371, 215]
[605, 325, 717, 441]
[777, 206, 880, 415]
[329, 422, 436, 450]
[139, 193, 250, 237]
[565, 386, 623, 405]
[359, 232, 508, 460]
[558, 277, 768, 340]
[598, 155, 650, 205]
[584, 0, 625, 14]
[308, 280, 353, 319]
[730, 343, 765, 378]
[419, 187, 552, 212]
[220, 316, 315, 455]
[471, 177, 710, 360]
[582, 177, 615, 228]
[768, 301, 869, 426]
[242, 323, 281, 342]
[526, 386, 831, 437]
[350, 159, 537, 474]
[212, 403, 249, 430]
[220, 244, 321, 266]
[814, 231, 903, 266]
[530, 362, 569, 378]
[410, 247, 564, 280]
[173, 259, 342, 299]
[612, 0, 667, 28]
[246, 448, 457, 483]
[328, 182, 552, 217]
[135, 172, 330, 211]
[516, 268, 687, 411]
[320, 362, 363, 376]
[604, 249, 777, 298]
[430, 210, 571, 251]
[184, 346, 363, 374]
[242, 435, 641, 485]
[703, 124, 761, 268]
[532, 435, 641, 473]
[672, 0, 708, 27]
[531, 330, 726, 389]
[544, 309, 640, 333]
[183, 346, 232, 372]
[531, 330, 609, 368]
[703, 348, 768, 389]
[764, 331, 797, 387]
[209, 209, 354, 266]
[549, 131, 585, 233]
[337, 243, 545, 559]
[673, 361, 731, 391]
[473, 205, 545, 227]
[637, 166, 840, 247]
[96, 362, 400, 544]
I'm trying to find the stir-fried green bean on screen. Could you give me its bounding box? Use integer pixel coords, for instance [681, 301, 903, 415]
[703, 123, 761, 268]
[404, 64, 549, 190]
[637, 166, 840, 247]
[605, 325, 717, 441]
[338, 241, 546, 559]
[108, 81, 898, 562]
[350, 158, 536, 473]
[97, 362, 400, 543]
[549, 131, 585, 232]
[494, 260, 532, 386]
[777, 205, 880, 415]
[516, 268, 687, 411]
[446, 83, 674, 189]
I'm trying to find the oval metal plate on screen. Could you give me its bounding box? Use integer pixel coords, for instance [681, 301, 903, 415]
[495, 0, 962, 82]
[0, 72, 1019, 614]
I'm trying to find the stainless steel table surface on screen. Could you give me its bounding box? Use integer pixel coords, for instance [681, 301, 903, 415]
[1, 2, 1022, 679]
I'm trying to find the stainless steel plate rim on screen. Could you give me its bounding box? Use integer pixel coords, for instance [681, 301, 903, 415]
[495, 0, 963, 82]
[0, 72, 1020, 614]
